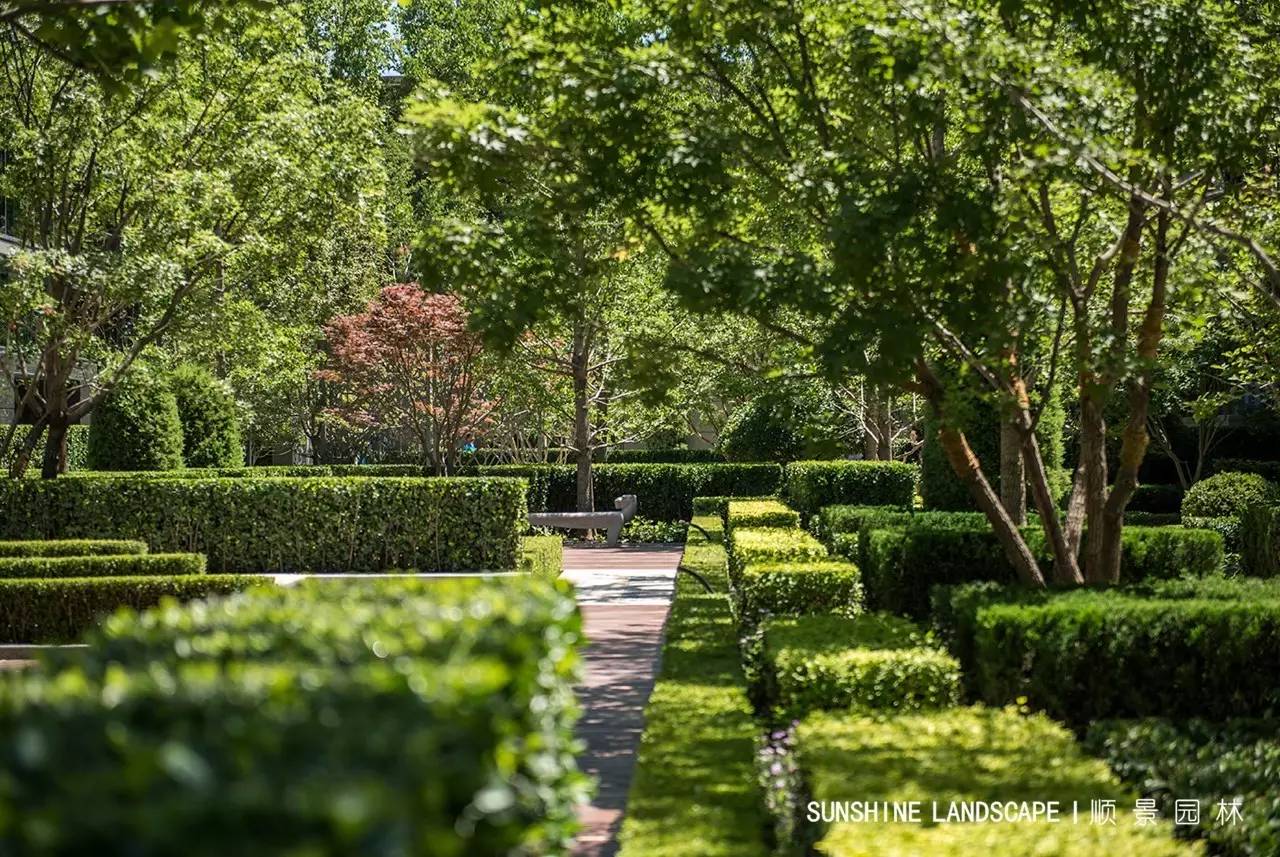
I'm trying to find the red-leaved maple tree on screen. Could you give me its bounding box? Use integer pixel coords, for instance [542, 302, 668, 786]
[317, 285, 493, 474]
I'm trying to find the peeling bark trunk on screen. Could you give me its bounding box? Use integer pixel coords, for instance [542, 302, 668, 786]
[999, 418, 1026, 525]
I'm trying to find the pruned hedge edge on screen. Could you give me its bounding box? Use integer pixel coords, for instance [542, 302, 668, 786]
[0, 553, 205, 580]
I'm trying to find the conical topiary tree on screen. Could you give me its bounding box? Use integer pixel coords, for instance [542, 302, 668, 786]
[170, 365, 243, 468]
[87, 371, 185, 471]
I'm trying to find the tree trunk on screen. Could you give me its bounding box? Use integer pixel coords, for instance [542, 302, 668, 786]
[875, 393, 893, 460]
[999, 417, 1026, 525]
[1078, 394, 1109, 582]
[571, 324, 594, 513]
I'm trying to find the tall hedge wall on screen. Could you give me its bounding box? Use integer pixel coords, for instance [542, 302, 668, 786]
[0, 477, 525, 573]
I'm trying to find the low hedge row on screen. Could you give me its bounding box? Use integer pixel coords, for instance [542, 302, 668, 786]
[737, 561, 862, 622]
[0, 476, 525, 573]
[783, 460, 918, 517]
[798, 707, 1196, 856]
[605, 448, 725, 464]
[66, 464, 427, 478]
[727, 527, 827, 585]
[726, 499, 801, 530]
[616, 517, 769, 857]
[1087, 717, 1280, 857]
[0, 578, 586, 854]
[859, 521, 1224, 617]
[763, 614, 960, 717]
[0, 539, 147, 557]
[692, 495, 777, 518]
[520, 535, 563, 578]
[0, 574, 267, 643]
[940, 584, 1280, 724]
[471, 463, 784, 521]
[0, 553, 205, 579]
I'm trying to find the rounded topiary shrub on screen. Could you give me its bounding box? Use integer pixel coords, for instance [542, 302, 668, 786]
[87, 373, 185, 471]
[1182, 471, 1280, 519]
[170, 365, 243, 468]
[718, 390, 842, 463]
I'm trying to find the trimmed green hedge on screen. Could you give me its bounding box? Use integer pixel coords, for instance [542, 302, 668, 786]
[727, 526, 827, 585]
[0, 553, 205, 579]
[606, 448, 724, 463]
[692, 495, 777, 518]
[1183, 471, 1279, 519]
[616, 516, 769, 857]
[763, 614, 960, 716]
[470, 463, 784, 521]
[521, 534, 563, 578]
[0, 539, 147, 557]
[726, 498, 801, 531]
[1087, 718, 1280, 857]
[960, 591, 1280, 723]
[738, 561, 862, 622]
[799, 707, 1196, 856]
[860, 522, 1224, 618]
[0, 476, 525, 573]
[66, 464, 427, 479]
[0, 574, 267, 643]
[1242, 505, 1280, 577]
[0, 578, 586, 854]
[784, 460, 918, 517]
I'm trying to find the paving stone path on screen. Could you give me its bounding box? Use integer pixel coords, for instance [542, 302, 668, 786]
[564, 545, 681, 857]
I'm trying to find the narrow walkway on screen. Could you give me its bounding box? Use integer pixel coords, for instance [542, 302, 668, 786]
[566, 545, 681, 857]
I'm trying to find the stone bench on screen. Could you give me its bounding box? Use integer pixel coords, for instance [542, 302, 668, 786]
[528, 495, 638, 546]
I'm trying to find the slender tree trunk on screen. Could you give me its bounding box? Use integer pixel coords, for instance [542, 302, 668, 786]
[1078, 394, 1109, 582]
[7, 419, 46, 479]
[875, 393, 893, 460]
[999, 417, 1026, 525]
[916, 361, 1046, 588]
[571, 324, 594, 513]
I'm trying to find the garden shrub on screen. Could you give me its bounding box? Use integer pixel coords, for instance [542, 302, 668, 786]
[606, 448, 724, 464]
[717, 391, 840, 463]
[784, 460, 918, 517]
[87, 372, 185, 471]
[0, 539, 147, 557]
[965, 593, 1280, 723]
[616, 517, 769, 857]
[799, 707, 1196, 856]
[1182, 471, 1279, 519]
[737, 560, 862, 622]
[692, 494, 777, 518]
[763, 614, 961, 716]
[726, 498, 801, 531]
[1, 424, 89, 475]
[170, 365, 243, 468]
[1241, 504, 1280, 577]
[1124, 511, 1182, 527]
[812, 503, 910, 541]
[727, 527, 827, 584]
[862, 522, 1222, 618]
[0, 476, 525, 573]
[0, 574, 266, 643]
[0, 578, 586, 855]
[1087, 717, 1280, 857]
[471, 463, 783, 521]
[920, 401, 999, 512]
[521, 534, 562, 578]
[0, 553, 205, 579]
[1183, 516, 1241, 552]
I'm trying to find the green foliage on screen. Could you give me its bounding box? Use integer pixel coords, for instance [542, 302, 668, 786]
[727, 527, 828, 585]
[863, 521, 1223, 617]
[1242, 505, 1280, 578]
[0, 539, 146, 557]
[692, 495, 778, 518]
[1087, 718, 1280, 857]
[718, 392, 841, 463]
[0, 553, 205, 579]
[964, 593, 1280, 723]
[726, 499, 801, 531]
[87, 373, 185, 472]
[617, 516, 769, 857]
[737, 561, 863, 623]
[620, 517, 688, 544]
[921, 406, 999, 512]
[764, 614, 961, 717]
[784, 460, 918, 517]
[1183, 471, 1280, 519]
[470, 463, 783, 521]
[0, 477, 525, 573]
[169, 365, 243, 468]
[1181, 516, 1241, 555]
[1213, 459, 1280, 482]
[520, 535, 562, 579]
[607, 448, 725, 464]
[0, 574, 265, 643]
[1125, 511, 1183, 527]
[0, 577, 586, 854]
[1, 425, 90, 476]
[799, 708, 1196, 856]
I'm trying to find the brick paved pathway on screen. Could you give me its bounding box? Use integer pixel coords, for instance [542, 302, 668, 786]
[566, 545, 681, 857]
